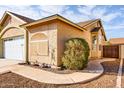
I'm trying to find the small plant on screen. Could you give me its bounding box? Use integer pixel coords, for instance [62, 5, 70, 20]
[31, 61, 39, 66]
[62, 38, 90, 70]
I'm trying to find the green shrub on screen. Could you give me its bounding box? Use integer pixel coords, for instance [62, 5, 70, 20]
[62, 38, 90, 70]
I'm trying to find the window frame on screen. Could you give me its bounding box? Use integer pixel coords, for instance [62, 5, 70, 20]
[30, 33, 49, 56]
[92, 35, 97, 50]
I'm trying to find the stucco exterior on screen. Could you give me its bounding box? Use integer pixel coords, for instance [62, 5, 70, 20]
[0, 11, 26, 60]
[26, 20, 90, 66]
[57, 21, 90, 66]
[78, 20, 106, 58]
[0, 14, 25, 38]
[26, 21, 58, 65]
[0, 11, 107, 67]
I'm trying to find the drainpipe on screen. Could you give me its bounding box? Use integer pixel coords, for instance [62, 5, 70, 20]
[23, 27, 29, 64]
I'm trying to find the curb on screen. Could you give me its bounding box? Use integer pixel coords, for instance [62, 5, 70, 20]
[116, 59, 123, 88]
[0, 70, 11, 75]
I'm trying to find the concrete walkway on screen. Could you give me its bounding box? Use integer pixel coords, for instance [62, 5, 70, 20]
[0, 58, 116, 84]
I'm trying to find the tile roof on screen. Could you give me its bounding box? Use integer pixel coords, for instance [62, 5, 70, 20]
[77, 19, 100, 27]
[21, 14, 86, 31]
[8, 11, 35, 23]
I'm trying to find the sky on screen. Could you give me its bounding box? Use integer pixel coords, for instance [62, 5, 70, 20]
[0, 5, 124, 40]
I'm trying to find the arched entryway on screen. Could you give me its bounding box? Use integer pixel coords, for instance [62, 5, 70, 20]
[2, 27, 24, 60]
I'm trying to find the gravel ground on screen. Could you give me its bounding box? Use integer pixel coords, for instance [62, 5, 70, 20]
[58, 61, 120, 88]
[22, 64, 90, 74]
[121, 59, 124, 87]
[0, 61, 120, 88]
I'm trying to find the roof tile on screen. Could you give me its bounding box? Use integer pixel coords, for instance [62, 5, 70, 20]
[8, 11, 35, 22]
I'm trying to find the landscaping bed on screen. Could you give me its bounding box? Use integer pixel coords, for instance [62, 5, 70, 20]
[58, 61, 120, 88]
[0, 60, 119, 88]
[0, 72, 58, 88]
[20, 63, 89, 74]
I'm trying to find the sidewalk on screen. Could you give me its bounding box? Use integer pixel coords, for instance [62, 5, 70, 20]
[0, 58, 116, 84]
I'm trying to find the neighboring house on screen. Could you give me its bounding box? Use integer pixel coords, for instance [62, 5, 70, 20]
[0, 11, 107, 66]
[109, 38, 124, 45]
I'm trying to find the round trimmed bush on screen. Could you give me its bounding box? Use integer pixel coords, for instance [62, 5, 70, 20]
[62, 38, 90, 70]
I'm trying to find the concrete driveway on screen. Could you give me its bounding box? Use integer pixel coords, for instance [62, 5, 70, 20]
[0, 59, 22, 68]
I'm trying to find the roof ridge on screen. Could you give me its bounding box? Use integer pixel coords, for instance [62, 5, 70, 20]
[7, 11, 35, 23]
[78, 18, 100, 23]
[77, 18, 101, 27]
[21, 14, 86, 31]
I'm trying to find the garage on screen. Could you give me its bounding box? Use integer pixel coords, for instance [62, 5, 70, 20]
[4, 36, 24, 60]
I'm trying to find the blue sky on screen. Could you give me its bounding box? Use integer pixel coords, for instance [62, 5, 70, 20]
[0, 5, 124, 40]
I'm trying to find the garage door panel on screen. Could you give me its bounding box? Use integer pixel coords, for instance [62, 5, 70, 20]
[4, 37, 24, 60]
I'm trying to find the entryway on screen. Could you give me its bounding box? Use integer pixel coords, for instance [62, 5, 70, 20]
[4, 36, 24, 60]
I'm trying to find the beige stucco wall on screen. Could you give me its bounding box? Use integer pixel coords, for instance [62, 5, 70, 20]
[84, 21, 106, 58]
[1, 27, 24, 39]
[84, 22, 98, 58]
[91, 31, 103, 58]
[1, 15, 25, 39]
[0, 15, 26, 59]
[91, 31, 104, 58]
[0, 13, 107, 66]
[27, 22, 58, 66]
[97, 29, 105, 58]
[2, 15, 25, 29]
[57, 21, 91, 66]
[91, 33, 98, 58]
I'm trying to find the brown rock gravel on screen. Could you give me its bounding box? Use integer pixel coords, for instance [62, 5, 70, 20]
[58, 61, 119, 88]
[121, 59, 124, 88]
[0, 61, 120, 88]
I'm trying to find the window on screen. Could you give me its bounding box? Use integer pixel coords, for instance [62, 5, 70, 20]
[31, 33, 47, 41]
[30, 33, 48, 56]
[92, 36, 97, 50]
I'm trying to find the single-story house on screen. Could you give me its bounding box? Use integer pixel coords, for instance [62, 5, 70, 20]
[0, 11, 107, 66]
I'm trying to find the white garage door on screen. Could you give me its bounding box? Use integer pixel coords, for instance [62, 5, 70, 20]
[4, 37, 24, 60]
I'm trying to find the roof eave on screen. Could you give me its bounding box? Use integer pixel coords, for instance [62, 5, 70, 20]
[7, 11, 26, 23]
[99, 20, 107, 41]
[0, 11, 27, 26]
[20, 14, 86, 31]
[78, 19, 100, 28]
[0, 11, 8, 25]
